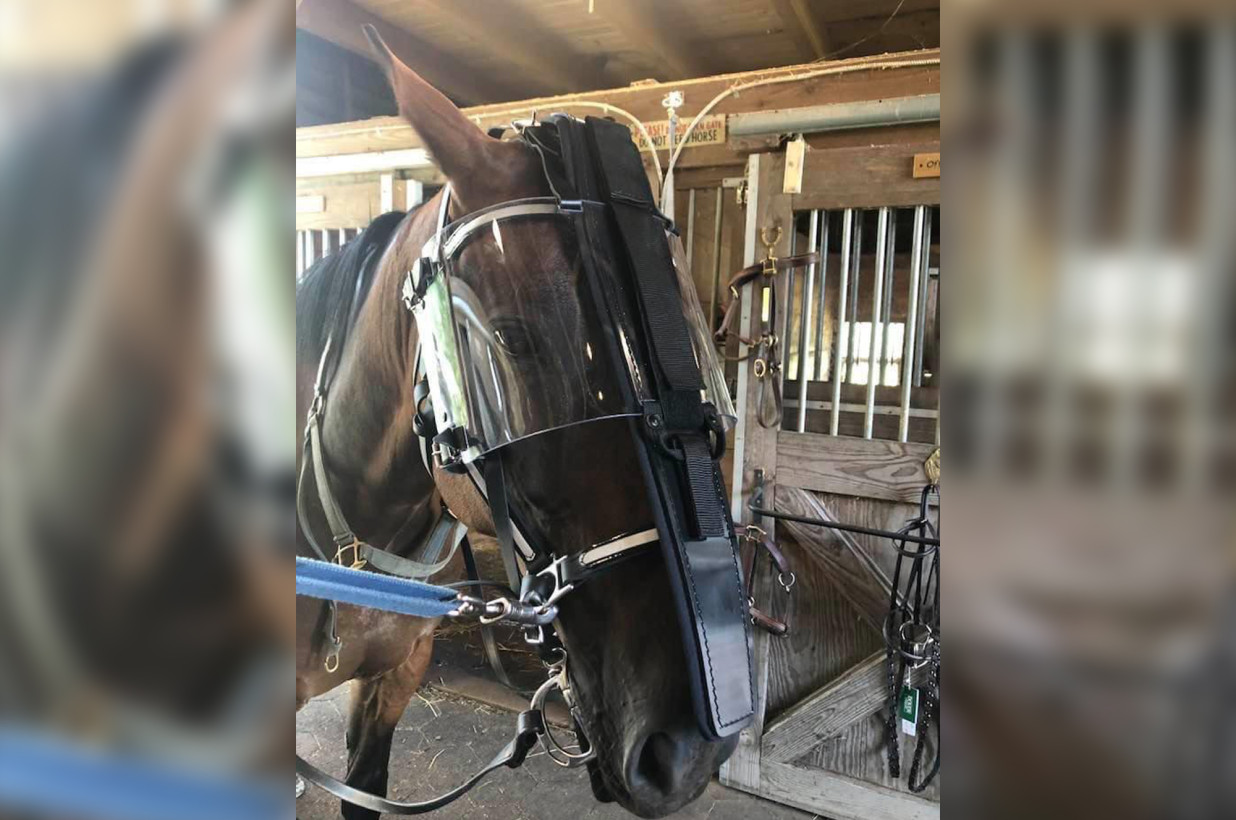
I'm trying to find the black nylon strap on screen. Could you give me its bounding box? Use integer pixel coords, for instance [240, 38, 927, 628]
[461, 535, 515, 689]
[587, 119, 704, 406]
[584, 116, 724, 537]
[680, 436, 726, 538]
[484, 452, 523, 592]
[296, 710, 543, 814]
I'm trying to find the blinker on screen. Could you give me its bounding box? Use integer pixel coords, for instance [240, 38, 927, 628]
[405, 114, 755, 740]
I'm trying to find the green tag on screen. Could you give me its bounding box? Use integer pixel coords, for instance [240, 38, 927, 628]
[898, 685, 919, 736]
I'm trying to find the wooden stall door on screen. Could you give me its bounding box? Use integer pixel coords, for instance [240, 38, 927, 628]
[719, 152, 940, 820]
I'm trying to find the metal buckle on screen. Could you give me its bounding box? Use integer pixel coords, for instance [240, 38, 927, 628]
[334, 539, 366, 571]
[759, 225, 782, 276]
[479, 598, 513, 625]
[531, 556, 575, 609]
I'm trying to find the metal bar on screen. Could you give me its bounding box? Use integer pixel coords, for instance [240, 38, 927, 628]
[338, 228, 347, 250]
[728, 95, 941, 137]
[913, 208, 934, 386]
[729, 155, 760, 521]
[304, 230, 315, 268]
[296, 148, 435, 178]
[878, 209, 897, 386]
[784, 398, 938, 418]
[296, 231, 304, 278]
[813, 210, 830, 381]
[708, 186, 724, 328]
[899, 206, 926, 442]
[845, 212, 864, 383]
[685, 188, 697, 272]
[795, 210, 820, 432]
[748, 506, 939, 547]
[782, 219, 799, 381]
[864, 208, 889, 438]
[829, 209, 854, 435]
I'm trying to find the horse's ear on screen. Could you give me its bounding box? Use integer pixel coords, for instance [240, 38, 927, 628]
[362, 24, 497, 187]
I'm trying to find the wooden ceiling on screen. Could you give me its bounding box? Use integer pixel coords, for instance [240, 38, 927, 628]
[296, 0, 940, 107]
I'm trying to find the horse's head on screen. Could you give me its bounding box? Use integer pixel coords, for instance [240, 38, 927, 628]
[365, 29, 741, 817]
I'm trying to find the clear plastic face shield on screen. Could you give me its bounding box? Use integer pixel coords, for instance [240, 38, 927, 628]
[407, 194, 733, 465]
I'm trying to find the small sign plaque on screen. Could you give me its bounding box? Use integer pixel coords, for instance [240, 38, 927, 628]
[913, 152, 940, 178]
[633, 115, 727, 153]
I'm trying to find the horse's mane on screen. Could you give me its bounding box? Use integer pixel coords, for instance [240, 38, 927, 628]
[295, 209, 411, 361]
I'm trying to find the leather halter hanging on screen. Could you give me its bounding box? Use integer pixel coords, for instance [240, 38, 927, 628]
[714, 228, 819, 429]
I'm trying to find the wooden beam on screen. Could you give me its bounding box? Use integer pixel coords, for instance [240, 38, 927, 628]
[775, 486, 896, 630]
[296, 0, 519, 105]
[593, 0, 711, 79]
[416, 0, 608, 96]
[777, 432, 938, 503]
[762, 650, 928, 763]
[718, 152, 792, 793]
[752, 759, 940, 820]
[297, 51, 940, 159]
[784, 141, 941, 210]
[769, 0, 829, 61]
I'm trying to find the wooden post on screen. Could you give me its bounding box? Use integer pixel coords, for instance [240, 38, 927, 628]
[719, 151, 793, 792]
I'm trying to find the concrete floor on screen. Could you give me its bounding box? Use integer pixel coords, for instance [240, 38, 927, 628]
[295, 659, 814, 820]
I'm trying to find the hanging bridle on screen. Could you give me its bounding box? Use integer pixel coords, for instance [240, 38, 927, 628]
[713, 225, 820, 428]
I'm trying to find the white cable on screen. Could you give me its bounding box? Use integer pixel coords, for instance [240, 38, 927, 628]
[475, 101, 664, 189]
[665, 56, 941, 184]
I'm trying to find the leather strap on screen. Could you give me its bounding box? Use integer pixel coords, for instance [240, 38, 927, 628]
[749, 606, 788, 636]
[461, 536, 515, 689]
[308, 413, 356, 551]
[295, 455, 342, 664]
[295, 710, 543, 814]
[358, 509, 465, 579]
[714, 252, 819, 344]
[483, 452, 523, 591]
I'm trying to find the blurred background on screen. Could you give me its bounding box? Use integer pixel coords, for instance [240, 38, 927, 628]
[0, 0, 292, 817]
[944, 5, 1235, 819]
[0, 0, 1233, 818]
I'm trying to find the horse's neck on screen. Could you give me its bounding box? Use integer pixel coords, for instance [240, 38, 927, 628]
[319, 216, 436, 548]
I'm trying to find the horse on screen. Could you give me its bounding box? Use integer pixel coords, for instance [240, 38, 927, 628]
[294, 31, 741, 820]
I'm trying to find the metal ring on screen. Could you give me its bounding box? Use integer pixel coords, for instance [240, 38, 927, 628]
[778, 571, 796, 592]
[896, 620, 935, 667]
[324, 652, 340, 674]
[530, 676, 595, 768]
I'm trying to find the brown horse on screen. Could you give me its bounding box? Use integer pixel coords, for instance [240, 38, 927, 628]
[294, 33, 739, 820]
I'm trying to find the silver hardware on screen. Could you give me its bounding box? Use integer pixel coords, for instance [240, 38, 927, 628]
[529, 656, 595, 768]
[532, 555, 577, 609]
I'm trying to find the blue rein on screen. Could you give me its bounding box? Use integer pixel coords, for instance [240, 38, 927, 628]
[295, 556, 459, 619]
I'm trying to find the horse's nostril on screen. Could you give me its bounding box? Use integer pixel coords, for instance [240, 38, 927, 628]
[630, 731, 686, 797]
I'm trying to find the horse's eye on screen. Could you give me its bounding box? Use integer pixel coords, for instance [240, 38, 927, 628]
[494, 321, 538, 359]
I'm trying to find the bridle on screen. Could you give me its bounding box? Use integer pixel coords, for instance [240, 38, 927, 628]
[297, 113, 756, 813]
